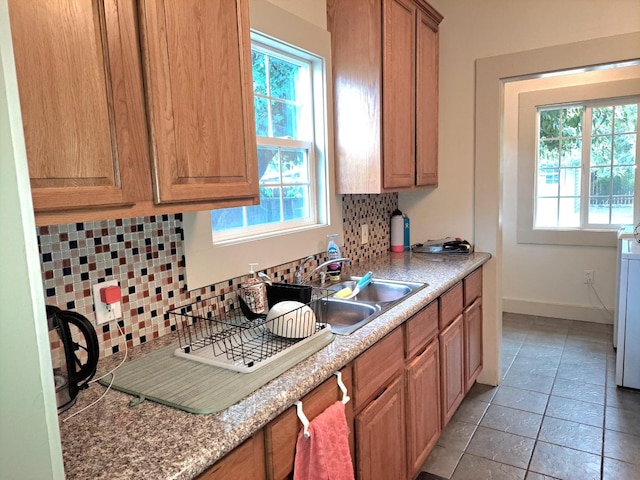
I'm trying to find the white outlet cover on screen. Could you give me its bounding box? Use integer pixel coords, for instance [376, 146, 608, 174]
[361, 224, 369, 244]
[92, 280, 123, 325]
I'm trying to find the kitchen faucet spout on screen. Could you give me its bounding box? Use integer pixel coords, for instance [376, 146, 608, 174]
[299, 258, 351, 284]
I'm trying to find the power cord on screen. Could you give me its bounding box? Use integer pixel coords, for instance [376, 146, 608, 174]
[62, 321, 128, 422]
[587, 282, 614, 323]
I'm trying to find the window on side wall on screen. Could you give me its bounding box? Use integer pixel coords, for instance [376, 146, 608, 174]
[517, 77, 640, 247]
[535, 101, 638, 229]
[211, 36, 322, 241]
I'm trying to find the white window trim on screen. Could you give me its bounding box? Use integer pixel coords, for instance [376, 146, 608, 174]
[517, 78, 640, 247]
[182, 0, 341, 290]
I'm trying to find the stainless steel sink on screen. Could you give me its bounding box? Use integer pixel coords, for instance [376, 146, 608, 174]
[314, 298, 380, 336]
[327, 277, 425, 305]
[313, 277, 427, 335]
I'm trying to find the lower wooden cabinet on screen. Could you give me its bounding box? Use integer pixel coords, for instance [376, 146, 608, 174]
[355, 374, 406, 480]
[200, 268, 484, 480]
[439, 314, 465, 427]
[264, 367, 354, 480]
[406, 339, 440, 477]
[197, 430, 266, 480]
[464, 297, 483, 393]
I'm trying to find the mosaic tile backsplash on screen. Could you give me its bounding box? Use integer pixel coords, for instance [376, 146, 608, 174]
[39, 194, 398, 358]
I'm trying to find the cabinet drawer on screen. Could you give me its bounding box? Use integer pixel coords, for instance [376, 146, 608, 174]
[439, 282, 463, 330]
[405, 301, 438, 359]
[198, 430, 266, 480]
[353, 328, 404, 410]
[264, 367, 353, 480]
[463, 267, 483, 307]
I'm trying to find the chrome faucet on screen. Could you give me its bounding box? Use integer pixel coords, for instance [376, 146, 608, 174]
[297, 257, 351, 284]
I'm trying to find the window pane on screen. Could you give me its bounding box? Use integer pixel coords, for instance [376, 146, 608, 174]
[254, 97, 269, 136]
[269, 57, 299, 101]
[559, 167, 580, 197]
[281, 148, 309, 183]
[612, 197, 635, 225]
[539, 139, 559, 166]
[536, 198, 558, 227]
[590, 167, 611, 196]
[252, 51, 267, 95]
[540, 109, 560, 138]
[258, 146, 281, 183]
[588, 196, 611, 224]
[211, 208, 244, 230]
[248, 187, 282, 226]
[591, 135, 612, 166]
[615, 104, 638, 134]
[537, 168, 559, 197]
[271, 100, 298, 138]
[592, 106, 613, 135]
[561, 107, 583, 137]
[560, 138, 581, 167]
[559, 197, 580, 227]
[614, 133, 636, 165]
[283, 186, 309, 221]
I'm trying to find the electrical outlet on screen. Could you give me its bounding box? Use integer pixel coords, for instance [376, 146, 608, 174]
[584, 269, 594, 284]
[92, 280, 123, 324]
[361, 224, 369, 244]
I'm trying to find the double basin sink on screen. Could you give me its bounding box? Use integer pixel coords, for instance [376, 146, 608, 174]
[315, 277, 427, 335]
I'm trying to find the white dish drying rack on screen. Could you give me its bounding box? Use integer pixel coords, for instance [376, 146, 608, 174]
[168, 287, 333, 373]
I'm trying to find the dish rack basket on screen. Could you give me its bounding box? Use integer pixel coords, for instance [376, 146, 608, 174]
[168, 286, 332, 373]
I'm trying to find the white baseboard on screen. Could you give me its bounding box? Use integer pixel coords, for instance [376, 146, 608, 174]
[503, 298, 613, 324]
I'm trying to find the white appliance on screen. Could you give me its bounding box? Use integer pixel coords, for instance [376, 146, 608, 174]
[616, 238, 640, 388]
[614, 226, 635, 348]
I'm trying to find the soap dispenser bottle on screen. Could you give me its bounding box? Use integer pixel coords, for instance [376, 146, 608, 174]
[326, 234, 342, 281]
[240, 263, 266, 313]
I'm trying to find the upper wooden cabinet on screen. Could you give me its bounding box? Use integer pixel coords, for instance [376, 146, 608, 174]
[8, 0, 259, 225]
[8, 0, 149, 213]
[327, 0, 442, 193]
[138, 0, 258, 204]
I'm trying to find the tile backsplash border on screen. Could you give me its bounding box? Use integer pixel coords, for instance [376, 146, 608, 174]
[39, 194, 398, 358]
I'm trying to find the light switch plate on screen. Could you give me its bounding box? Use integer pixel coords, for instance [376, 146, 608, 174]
[92, 280, 122, 324]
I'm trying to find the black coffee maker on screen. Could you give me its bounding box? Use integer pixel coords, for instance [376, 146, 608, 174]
[47, 306, 100, 413]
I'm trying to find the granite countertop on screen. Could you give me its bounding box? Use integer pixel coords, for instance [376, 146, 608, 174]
[59, 250, 491, 480]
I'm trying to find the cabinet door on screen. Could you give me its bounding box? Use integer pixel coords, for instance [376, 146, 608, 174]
[197, 430, 266, 480]
[464, 298, 483, 393]
[406, 340, 440, 478]
[264, 367, 354, 480]
[8, 0, 149, 211]
[382, 0, 416, 190]
[356, 374, 406, 480]
[139, 0, 258, 204]
[439, 314, 464, 427]
[353, 327, 404, 410]
[415, 5, 439, 187]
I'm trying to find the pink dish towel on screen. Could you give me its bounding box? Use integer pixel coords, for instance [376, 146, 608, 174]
[293, 400, 354, 480]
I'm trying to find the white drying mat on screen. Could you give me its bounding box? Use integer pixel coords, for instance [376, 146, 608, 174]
[99, 332, 333, 414]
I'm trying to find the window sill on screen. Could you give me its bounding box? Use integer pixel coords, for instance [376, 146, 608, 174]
[517, 226, 621, 247]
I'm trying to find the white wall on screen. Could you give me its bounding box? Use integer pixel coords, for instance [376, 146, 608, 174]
[267, 0, 326, 29]
[400, 0, 640, 385]
[401, 0, 640, 243]
[503, 66, 640, 324]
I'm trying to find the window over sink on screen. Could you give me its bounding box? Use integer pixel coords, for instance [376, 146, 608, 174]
[211, 37, 320, 240]
[183, 0, 342, 290]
